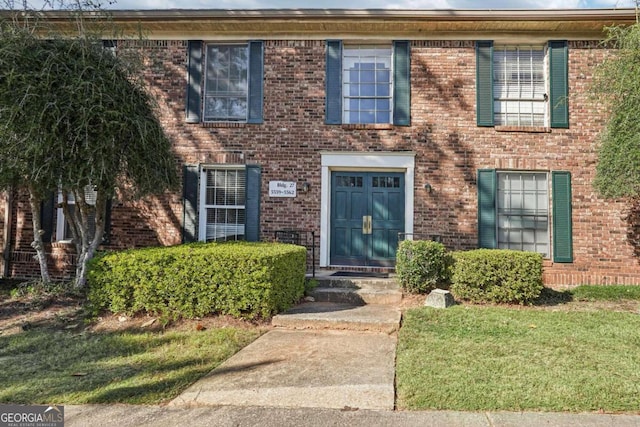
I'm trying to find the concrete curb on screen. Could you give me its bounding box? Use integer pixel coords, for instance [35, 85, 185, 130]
[64, 405, 640, 427]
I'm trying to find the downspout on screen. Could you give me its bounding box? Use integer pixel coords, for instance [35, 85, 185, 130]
[2, 188, 13, 277]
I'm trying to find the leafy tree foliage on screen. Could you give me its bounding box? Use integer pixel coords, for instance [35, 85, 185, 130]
[593, 22, 640, 199]
[0, 11, 178, 287]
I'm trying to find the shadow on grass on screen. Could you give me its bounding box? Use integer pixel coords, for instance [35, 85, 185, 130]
[0, 324, 258, 405]
[532, 287, 574, 306]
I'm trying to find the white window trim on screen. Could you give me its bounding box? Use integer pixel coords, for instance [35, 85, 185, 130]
[342, 44, 394, 125]
[197, 165, 247, 242]
[319, 151, 415, 267]
[493, 45, 549, 127]
[203, 43, 249, 123]
[495, 170, 551, 258]
[55, 186, 97, 243]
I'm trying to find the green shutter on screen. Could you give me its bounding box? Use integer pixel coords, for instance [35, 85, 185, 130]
[325, 40, 342, 125]
[552, 171, 573, 262]
[549, 41, 569, 128]
[247, 41, 264, 124]
[476, 41, 494, 127]
[393, 41, 411, 126]
[182, 164, 199, 243]
[40, 193, 55, 243]
[185, 41, 202, 124]
[245, 165, 262, 242]
[477, 169, 497, 248]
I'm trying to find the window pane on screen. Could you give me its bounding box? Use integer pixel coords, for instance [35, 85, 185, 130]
[360, 84, 376, 97]
[342, 45, 393, 124]
[497, 172, 549, 257]
[376, 111, 390, 123]
[493, 46, 547, 127]
[204, 168, 246, 241]
[204, 45, 248, 121]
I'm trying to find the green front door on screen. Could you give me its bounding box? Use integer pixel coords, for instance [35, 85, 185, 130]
[330, 171, 405, 267]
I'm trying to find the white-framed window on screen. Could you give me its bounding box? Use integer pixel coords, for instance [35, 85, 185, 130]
[204, 44, 249, 122]
[493, 46, 547, 127]
[56, 186, 97, 242]
[497, 172, 549, 257]
[199, 166, 246, 242]
[343, 45, 393, 124]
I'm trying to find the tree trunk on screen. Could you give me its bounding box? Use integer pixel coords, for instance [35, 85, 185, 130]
[27, 188, 51, 284]
[73, 191, 106, 289]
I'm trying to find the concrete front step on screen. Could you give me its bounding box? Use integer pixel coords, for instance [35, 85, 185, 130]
[309, 287, 402, 305]
[309, 278, 402, 305]
[272, 302, 401, 334]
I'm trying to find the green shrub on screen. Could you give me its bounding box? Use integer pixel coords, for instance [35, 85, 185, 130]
[87, 242, 306, 320]
[450, 249, 543, 304]
[396, 240, 452, 293]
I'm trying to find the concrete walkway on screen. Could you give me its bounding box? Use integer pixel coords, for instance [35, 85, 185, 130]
[169, 329, 397, 410]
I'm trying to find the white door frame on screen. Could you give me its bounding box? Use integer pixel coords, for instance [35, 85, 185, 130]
[320, 151, 415, 267]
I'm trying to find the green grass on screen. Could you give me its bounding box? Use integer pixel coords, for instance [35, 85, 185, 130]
[0, 327, 260, 404]
[570, 285, 640, 301]
[397, 306, 640, 412]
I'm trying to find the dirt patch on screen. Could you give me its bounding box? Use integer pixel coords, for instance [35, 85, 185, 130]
[88, 312, 272, 334]
[0, 281, 271, 336]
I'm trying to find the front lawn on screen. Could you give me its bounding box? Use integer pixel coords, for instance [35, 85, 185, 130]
[571, 285, 640, 301]
[396, 306, 640, 412]
[0, 326, 260, 404]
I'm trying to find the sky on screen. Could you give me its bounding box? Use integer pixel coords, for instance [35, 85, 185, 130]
[104, 0, 636, 10]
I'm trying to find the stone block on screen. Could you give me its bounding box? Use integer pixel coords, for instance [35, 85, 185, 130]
[425, 289, 454, 308]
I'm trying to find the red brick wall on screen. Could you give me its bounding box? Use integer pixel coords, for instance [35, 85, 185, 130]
[4, 38, 640, 286]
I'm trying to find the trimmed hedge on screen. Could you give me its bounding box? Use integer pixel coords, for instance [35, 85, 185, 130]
[87, 242, 306, 320]
[396, 240, 452, 293]
[450, 249, 543, 304]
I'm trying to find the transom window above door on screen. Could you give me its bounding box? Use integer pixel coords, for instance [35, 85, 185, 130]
[342, 45, 393, 124]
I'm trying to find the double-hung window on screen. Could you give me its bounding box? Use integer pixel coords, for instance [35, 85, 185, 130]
[342, 45, 393, 124]
[204, 45, 248, 121]
[497, 172, 549, 256]
[493, 46, 546, 127]
[476, 40, 568, 128]
[325, 40, 410, 126]
[199, 167, 247, 242]
[478, 169, 573, 263]
[185, 40, 263, 124]
[56, 186, 97, 242]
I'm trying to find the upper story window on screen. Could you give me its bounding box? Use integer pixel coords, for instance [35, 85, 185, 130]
[185, 41, 263, 124]
[476, 40, 568, 129]
[493, 46, 546, 127]
[204, 45, 249, 122]
[342, 45, 393, 124]
[325, 40, 410, 126]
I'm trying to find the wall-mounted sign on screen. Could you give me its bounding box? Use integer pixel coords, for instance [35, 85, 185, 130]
[269, 181, 296, 198]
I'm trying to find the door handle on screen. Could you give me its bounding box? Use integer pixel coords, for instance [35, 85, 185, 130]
[362, 215, 372, 235]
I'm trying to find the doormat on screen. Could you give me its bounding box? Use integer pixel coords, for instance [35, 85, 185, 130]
[330, 271, 389, 278]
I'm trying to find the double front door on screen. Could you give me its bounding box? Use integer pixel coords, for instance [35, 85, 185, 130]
[330, 171, 405, 267]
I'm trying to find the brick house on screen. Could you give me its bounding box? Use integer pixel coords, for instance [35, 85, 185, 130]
[1, 8, 639, 286]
